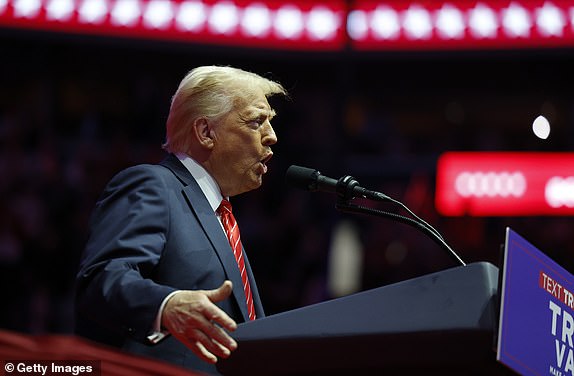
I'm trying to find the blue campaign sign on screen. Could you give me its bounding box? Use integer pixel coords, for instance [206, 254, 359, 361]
[497, 227, 574, 376]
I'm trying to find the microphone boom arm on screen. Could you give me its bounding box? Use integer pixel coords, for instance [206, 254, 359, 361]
[284, 165, 466, 267]
[335, 201, 466, 266]
[334, 174, 466, 267]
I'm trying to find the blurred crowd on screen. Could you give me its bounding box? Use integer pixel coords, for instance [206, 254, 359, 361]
[1, 35, 573, 335]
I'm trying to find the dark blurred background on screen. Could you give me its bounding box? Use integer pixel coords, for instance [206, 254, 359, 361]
[1, 24, 574, 335]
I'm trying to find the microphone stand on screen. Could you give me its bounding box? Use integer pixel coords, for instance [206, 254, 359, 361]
[334, 175, 466, 267]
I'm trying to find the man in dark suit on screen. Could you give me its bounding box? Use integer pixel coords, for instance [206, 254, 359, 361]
[75, 66, 287, 374]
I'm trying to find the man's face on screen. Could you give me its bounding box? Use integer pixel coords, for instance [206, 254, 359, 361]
[209, 89, 278, 197]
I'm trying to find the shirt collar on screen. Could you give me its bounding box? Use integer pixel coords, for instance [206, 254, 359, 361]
[175, 153, 224, 213]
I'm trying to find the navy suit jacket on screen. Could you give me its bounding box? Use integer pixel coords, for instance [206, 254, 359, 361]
[75, 154, 264, 375]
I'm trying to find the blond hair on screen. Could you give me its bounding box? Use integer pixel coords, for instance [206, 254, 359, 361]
[163, 66, 286, 153]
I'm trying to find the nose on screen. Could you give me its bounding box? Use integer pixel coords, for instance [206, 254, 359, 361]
[262, 122, 277, 146]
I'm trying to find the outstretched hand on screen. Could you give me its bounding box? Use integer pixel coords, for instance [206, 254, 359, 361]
[161, 280, 238, 364]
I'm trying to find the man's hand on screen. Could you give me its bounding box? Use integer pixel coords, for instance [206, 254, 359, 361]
[161, 280, 238, 364]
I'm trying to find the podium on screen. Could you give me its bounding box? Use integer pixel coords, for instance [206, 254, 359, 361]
[218, 262, 514, 375]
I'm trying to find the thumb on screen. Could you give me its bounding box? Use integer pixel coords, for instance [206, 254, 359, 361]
[205, 280, 234, 303]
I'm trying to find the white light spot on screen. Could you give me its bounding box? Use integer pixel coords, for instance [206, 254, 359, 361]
[111, 0, 141, 26]
[468, 3, 498, 38]
[435, 4, 465, 39]
[241, 3, 271, 37]
[327, 221, 363, 297]
[13, 0, 42, 18]
[46, 0, 75, 20]
[371, 6, 400, 40]
[208, 1, 239, 35]
[307, 6, 339, 40]
[403, 5, 433, 40]
[79, 0, 108, 23]
[532, 115, 551, 139]
[175, 1, 206, 31]
[502, 2, 531, 37]
[347, 10, 368, 40]
[536, 2, 566, 37]
[274, 5, 304, 39]
[455, 171, 526, 198]
[0, 0, 8, 14]
[545, 177, 574, 208]
[143, 0, 174, 29]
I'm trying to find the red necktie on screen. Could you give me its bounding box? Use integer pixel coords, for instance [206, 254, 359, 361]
[218, 199, 256, 321]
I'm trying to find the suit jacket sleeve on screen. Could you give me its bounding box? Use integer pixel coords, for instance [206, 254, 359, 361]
[75, 165, 177, 343]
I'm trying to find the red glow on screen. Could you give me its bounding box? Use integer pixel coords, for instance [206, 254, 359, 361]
[435, 152, 574, 216]
[350, 0, 574, 50]
[0, 0, 347, 50]
[1, 0, 574, 50]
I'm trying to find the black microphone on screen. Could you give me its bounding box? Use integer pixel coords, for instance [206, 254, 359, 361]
[285, 165, 466, 266]
[285, 165, 390, 201]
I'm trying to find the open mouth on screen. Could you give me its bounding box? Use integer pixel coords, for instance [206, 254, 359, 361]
[260, 153, 273, 173]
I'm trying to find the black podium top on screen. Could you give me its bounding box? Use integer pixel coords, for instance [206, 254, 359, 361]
[218, 262, 515, 375]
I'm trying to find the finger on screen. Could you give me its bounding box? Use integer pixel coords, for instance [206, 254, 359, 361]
[211, 338, 235, 359]
[202, 319, 238, 351]
[205, 280, 233, 303]
[168, 330, 212, 362]
[185, 327, 233, 362]
[202, 300, 237, 332]
[162, 288, 236, 332]
[200, 334, 233, 360]
[172, 328, 221, 363]
[182, 309, 237, 351]
[172, 310, 236, 356]
[193, 340, 218, 364]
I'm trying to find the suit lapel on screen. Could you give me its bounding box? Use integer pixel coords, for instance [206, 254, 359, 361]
[161, 155, 252, 321]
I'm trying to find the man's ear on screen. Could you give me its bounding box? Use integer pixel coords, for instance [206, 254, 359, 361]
[192, 117, 215, 149]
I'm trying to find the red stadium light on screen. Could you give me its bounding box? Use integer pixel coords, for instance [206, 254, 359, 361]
[435, 152, 574, 216]
[2, 0, 574, 50]
[0, 0, 347, 50]
[349, 0, 574, 50]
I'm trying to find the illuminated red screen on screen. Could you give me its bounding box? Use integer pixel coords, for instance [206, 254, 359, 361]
[349, 0, 574, 50]
[435, 152, 574, 216]
[1, 0, 573, 50]
[0, 0, 347, 50]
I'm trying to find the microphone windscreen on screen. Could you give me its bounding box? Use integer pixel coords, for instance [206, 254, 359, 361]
[285, 165, 317, 191]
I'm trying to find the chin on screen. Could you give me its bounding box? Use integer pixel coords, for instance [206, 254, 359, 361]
[251, 180, 263, 191]
[233, 179, 262, 196]
[249, 176, 264, 191]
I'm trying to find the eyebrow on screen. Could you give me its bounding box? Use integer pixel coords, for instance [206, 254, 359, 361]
[243, 106, 277, 119]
